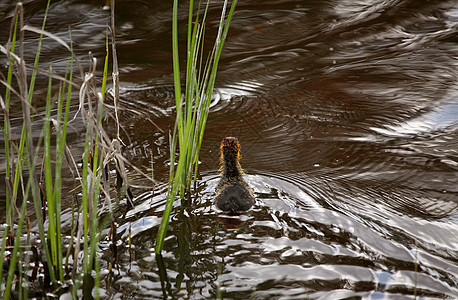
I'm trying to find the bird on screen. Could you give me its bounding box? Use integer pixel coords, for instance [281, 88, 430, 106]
[214, 137, 255, 213]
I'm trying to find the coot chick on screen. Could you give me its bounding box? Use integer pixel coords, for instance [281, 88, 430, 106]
[215, 137, 255, 213]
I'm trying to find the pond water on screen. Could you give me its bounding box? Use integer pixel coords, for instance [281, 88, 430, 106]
[1, 0, 458, 298]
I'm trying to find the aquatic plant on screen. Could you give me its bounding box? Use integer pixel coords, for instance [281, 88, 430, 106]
[155, 0, 238, 253]
[1, 3, 55, 297]
[0, 1, 124, 297]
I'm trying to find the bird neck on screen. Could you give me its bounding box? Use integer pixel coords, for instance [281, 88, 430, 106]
[222, 153, 243, 179]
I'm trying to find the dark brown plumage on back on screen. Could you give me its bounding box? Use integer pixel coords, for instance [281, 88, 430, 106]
[215, 137, 255, 213]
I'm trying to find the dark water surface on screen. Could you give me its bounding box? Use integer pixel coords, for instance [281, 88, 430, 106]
[1, 0, 458, 298]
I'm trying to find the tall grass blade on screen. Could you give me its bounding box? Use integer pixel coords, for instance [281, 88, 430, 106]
[43, 65, 58, 277]
[3, 1, 19, 232]
[4, 177, 30, 299]
[54, 58, 73, 282]
[156, 0, 237, 253]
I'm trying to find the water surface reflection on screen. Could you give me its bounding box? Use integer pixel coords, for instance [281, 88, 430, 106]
[1, 0, 457, 298]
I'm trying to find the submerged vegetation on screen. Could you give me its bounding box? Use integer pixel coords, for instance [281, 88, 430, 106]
[155, 0, 237, 253]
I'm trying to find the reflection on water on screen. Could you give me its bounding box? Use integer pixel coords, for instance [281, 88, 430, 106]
[1, 0, 458, 298]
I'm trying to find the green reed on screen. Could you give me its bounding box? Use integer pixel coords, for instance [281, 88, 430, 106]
[1, 2, 113, 297]
[2, 3, 55, 297]
[0, 2, 18, 292]
[155, 0, 237, 253]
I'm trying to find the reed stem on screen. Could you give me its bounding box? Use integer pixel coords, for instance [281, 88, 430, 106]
[155, 0, 238, 253]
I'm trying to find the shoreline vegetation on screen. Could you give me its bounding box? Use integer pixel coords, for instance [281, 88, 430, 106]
[0, 0, 235, 297]
[2, 0, 128, 297]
